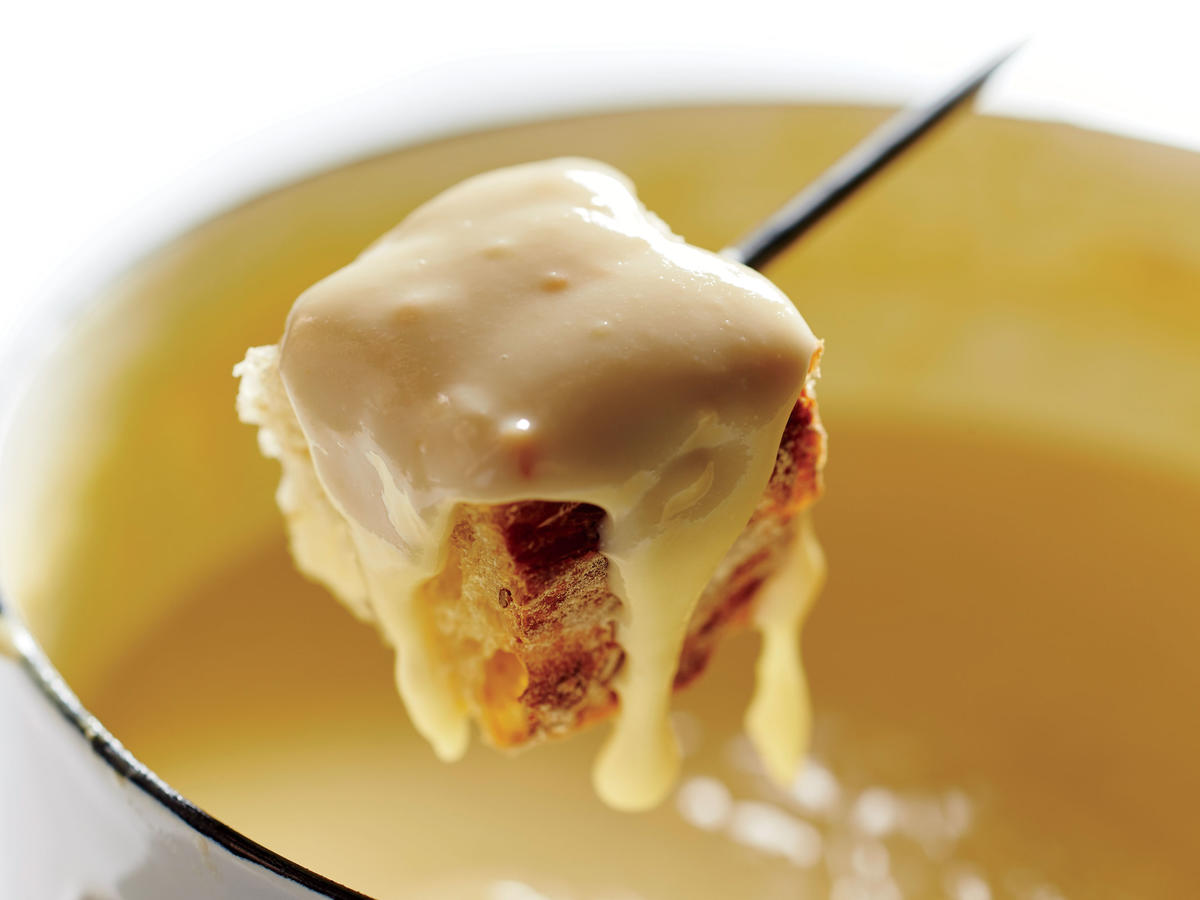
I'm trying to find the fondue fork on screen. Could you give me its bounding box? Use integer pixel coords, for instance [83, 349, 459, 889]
[728, 44, 1024, 271]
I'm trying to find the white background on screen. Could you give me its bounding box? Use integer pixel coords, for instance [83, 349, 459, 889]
[3, 0, 1198, 347]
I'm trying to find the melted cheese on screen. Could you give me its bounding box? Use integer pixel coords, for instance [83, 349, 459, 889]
[238, 158, 823, 810]
[745, 513, 826, 784]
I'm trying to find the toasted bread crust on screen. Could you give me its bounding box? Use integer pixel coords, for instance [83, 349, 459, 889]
[440, 391, 825, 747]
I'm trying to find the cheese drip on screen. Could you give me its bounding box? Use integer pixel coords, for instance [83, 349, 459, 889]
[746, 513, 826, 784]
[247, 158, 821, 809]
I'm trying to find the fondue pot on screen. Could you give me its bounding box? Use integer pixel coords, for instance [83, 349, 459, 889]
[2, 50, 1198, 899]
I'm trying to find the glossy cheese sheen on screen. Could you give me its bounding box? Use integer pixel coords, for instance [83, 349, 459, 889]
[270, 158, 822, 809]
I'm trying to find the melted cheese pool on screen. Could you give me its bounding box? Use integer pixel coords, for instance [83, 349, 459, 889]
[83, 423, 1200, 898]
